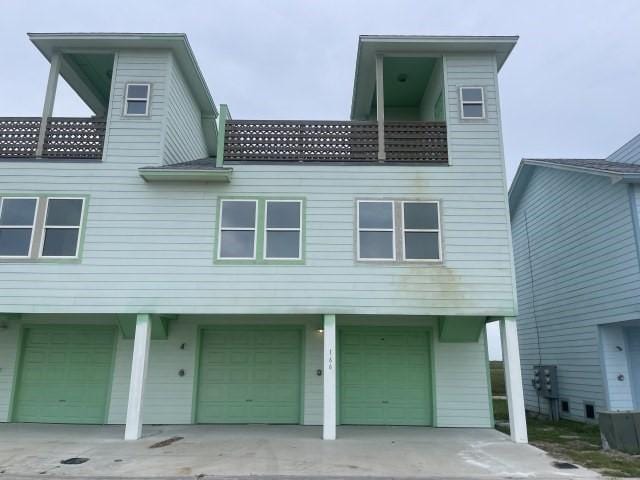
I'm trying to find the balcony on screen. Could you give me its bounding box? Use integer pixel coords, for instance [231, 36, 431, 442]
[223, 119, 448, 164]
[0, 117, 106, 160]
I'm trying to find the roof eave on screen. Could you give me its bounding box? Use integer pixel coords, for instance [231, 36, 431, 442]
[138, 167, 233, 183]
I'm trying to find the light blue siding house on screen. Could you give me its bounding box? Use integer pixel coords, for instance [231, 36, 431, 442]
[0, 33, 527, 442]
[510, 135, 640, 422]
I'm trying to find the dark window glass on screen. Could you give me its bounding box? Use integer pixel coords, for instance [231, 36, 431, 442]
[126, 100, 147, 115]
[0, 198, 37, 226]
[267, 202, 300, 229]
[266, 231, 300, 258]
[41, 229, 79, 257]
[403, 203, 438, 230]
[461, 87, 483, 102]
[46, 199, 83, 226]
[359, 202, 393, 229]
[585, 403, 595, 419]
[405, 232, 439, 260]
[221, 201, 256, 229]
[462, 103, 484, 118]
[360, 231, 393, 259]
[561, 400, 570, 413]
[220, 230, 254, 258]
[127, 84, 149, 99]
[0, 228, 32, 256]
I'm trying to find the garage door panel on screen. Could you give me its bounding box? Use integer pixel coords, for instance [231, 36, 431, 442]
[196, 327, 301, 424]
[13, 326, 115, 424]
[339, 327, 432, 426]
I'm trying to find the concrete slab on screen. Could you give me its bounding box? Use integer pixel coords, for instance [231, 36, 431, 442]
[0, 424, 600, 479]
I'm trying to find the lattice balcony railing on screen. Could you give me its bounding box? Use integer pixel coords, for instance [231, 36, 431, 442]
[223, 120, 448, 163]
[0, 117, 106, 159]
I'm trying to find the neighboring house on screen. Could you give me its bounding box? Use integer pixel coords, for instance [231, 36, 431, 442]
[0, 33, 527, 442]
[510, 134, 640, 422]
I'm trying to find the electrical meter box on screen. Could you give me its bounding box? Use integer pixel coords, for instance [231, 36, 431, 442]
[533, 364, 559, 399]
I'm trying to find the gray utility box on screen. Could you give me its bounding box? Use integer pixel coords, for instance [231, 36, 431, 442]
[599, 411, 640, 454]
[532, 365, 559, 399]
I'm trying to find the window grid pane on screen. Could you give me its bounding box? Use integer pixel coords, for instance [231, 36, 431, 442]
[45, 198, 83, 227]
[219, 200, 257, 259]
[0, 198, 38, 226]
[41, 228, 80, 257]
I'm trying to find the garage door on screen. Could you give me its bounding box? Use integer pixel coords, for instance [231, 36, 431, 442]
[13, 325, 116, 423]
[196, 327, 302, 424]
[339, 327, 432, 425]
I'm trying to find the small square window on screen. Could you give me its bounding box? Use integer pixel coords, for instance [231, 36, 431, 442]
[460, 87, 485, 119]
[0, 197, 38, 257]
[218, 200, 257, 259]
[40, 198, 84, 258]
[357, 201, 395, 260]
[561, 400, 570, 413]
[124, 83, 150, 116]
[585, 403, 596, 419]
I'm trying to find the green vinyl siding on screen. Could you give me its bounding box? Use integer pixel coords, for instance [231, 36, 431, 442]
[195, 326, 302, 424]
[339, 327, 432, 426]
[12, 325, 115, 424]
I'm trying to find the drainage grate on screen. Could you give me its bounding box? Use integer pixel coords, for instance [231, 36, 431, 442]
[61, 457, 89, 465]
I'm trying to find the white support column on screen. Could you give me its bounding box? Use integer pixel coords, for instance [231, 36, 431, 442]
[375, 54, 385, 161]
[36, 52, 61, 157]
[500, 316, 528, 443]
[124, 313, 152, 440]
[323, 313, 337, 440]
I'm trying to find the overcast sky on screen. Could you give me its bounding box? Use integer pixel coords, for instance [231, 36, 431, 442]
[2, 0, 639, 359]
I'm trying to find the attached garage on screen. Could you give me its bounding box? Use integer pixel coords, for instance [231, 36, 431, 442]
[12, 325, 116, 423]
[195, 326, 302, 424]
[339, 327, 433, 425]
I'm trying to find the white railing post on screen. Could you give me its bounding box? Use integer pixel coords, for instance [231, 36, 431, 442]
[375, 54, 385, 161]
[500, 316, 528, 443]
[36, 52, 61, 157]
[323, 313, 337, 440]
[124, 313, 152, 440]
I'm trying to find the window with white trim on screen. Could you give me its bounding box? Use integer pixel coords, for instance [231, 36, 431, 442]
[124, 83, 151, 116]
[357, 200, 395, 260]
[0, 197, 38, 257]
[40, 198, 85, 258]
[218, 199, 257, 259]
[402, 201, 441, 261]
[265, 200, 302, 259]
[460, 87, 485, 119]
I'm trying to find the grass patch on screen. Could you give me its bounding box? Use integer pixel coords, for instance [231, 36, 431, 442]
[489, 361, 506, 397]
[493, 398, 640, 477]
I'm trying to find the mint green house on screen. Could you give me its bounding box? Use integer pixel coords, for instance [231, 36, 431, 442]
[0, 33, 527, 442]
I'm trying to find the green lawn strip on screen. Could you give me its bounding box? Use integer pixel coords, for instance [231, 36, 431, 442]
[492, 398, 640, 477]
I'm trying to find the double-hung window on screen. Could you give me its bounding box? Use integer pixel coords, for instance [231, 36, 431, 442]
[402, 201, 441, 261]
[357, 200, 395, 260]
[124, 83, 151, 116]
[265, 200, 302, 260]
[460, 87, 485, 119]
[40, 198, 85, 258]
[0, 197, 38, 257]
[218, 200, 258, 259]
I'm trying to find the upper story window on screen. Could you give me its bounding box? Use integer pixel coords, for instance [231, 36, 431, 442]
[265, 200, 302, 260]
[0, 197, 38, 257]
[357, 201, 395, 261]
[0, 195, 87, 261]
[402, 201, 441, 261]
[460, 87, 485, 119]
[40, 198, 85, 258]
[357, 199, 442, 263]
[124, 83, 151, 116]
[218, 200, 257, 259]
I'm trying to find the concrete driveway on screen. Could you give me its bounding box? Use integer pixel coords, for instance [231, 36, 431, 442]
[0, 424, 599, 479]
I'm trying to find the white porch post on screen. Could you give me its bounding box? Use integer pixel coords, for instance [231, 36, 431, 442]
[500, 316, 528, 443]
[124, 313, 152, 440]
[36, 52, 61, 157]
[375, 54, 385, 161]
[323, 313, 337, 440]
